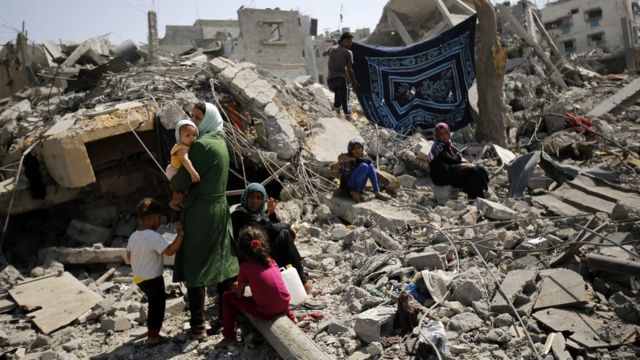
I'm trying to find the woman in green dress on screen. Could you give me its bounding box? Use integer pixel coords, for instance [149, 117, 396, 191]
[170, 102, 238, 339]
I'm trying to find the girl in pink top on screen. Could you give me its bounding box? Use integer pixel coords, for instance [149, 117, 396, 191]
[216, 226, 296, 348]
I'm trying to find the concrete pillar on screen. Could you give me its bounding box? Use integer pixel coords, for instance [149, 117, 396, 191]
[621, 17, 637, 71]
[147, 11, 159, 66]
[300, 15, 318, 82]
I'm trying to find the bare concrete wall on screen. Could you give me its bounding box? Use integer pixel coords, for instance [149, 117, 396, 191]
[233, 8, 307, 80]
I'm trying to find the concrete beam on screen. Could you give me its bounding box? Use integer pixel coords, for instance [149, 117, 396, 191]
[245, 313, 332, 360]
[39, 246, 127, 264]
[435, 0, 455, 27]
[386, 9, 414, 45]
[496, 4, 567, 90]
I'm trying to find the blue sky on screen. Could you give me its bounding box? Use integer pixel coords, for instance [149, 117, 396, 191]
[0, 0, 390, 45]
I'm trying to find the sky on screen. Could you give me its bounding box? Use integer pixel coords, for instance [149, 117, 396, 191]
[0, 0, 391, 45]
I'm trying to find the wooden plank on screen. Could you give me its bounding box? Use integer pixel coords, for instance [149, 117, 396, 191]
[532, 194, 587, 217]
[9, 272, 102, 334]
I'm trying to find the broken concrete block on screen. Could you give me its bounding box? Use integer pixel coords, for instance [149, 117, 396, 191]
[609, 292, 640, 324]
[354, 306, 395, 343]
[452, 268, 489, 306]
[533, 268, 592, 310]
[260, 106, 298, 159]
[477, 198, 517, 220]
[209, 56, 235, 73]
[611, 199, 640, 221]
[327, 322, 349, 335]
[493, 313, 514, 328]
[406, 251, 445, 270]
[66, 220, 112, 244]
[323, 195, 419, 231]
[0, 99, 31, 126]
[330, 224, 348, 240]
[370, 229, 402, 251]
[446, 312, 483, 333]
[365, 342, 383, 355]
[397, 174, 416, 189]
[491, 269, 538, 316]
[100, 317, 131, 332]
[0, 265, 23, 289]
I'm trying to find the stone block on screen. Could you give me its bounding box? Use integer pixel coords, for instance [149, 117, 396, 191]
[406, 251, 445, 270]
[354, 306, 396, 343]
[244, 79, 277, 108]
[209, 56, 235, 73]
[66, 220, 112, 245]
[446, 312, 483, 333]
[490, 269, 538, 315]
[327, 322, 349, 335]
[477, 198, 517, 220]
[100, 317, 131, 332]
[397, 174, 416, 189]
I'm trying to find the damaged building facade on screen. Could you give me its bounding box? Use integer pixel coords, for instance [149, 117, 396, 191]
[541, 0, 640, 61]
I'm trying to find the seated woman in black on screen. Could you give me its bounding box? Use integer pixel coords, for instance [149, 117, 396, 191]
[230, 183, 312, 293]
[428, 122, 489, 199]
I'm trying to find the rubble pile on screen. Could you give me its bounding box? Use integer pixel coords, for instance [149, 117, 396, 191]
[1, 11, 640, 360]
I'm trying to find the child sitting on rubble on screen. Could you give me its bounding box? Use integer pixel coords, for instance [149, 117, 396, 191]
[215, 226, 295, 349]
[127, 198, 184, 345]
[337, 137, 391, 203]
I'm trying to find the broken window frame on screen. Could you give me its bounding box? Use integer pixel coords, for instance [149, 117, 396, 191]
[562, 39, 576, 53]
[587, 31, 606, 47]
[544, 15, 573, 34]
[261, 20, 288, 45]
[584, 8, 603, 27]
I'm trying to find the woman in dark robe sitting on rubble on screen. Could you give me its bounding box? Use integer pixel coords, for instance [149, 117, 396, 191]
[231, 183, 313, 294]
[428, 122, 489, 199]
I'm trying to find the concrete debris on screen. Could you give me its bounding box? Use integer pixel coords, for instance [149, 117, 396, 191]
[1, 2, 640, 359]
[490, 269, 538, 316]
[354, 306, 395, 343]
[533, 268, 593, 310]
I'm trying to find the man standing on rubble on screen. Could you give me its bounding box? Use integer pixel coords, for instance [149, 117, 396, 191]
[170, 102, 238, 340]
[326, 32, 358, 121]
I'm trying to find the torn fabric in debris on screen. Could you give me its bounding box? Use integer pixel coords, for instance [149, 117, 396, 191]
[351, 15, 476, 134]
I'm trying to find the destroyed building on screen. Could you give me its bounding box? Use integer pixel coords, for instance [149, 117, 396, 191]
[1, 1, 640, 360]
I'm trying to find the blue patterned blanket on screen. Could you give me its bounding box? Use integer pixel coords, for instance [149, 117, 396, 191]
[352, 15, 477, 134]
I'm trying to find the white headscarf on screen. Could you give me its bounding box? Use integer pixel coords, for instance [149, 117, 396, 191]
[197, 102, 224, 135]
[174, 119, 199, 144]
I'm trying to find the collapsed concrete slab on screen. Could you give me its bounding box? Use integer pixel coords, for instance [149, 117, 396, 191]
[306, 117, 361, 176]
[322, 194, 420, 231]
[533, 268, 592, 310]
[40, 101, 155, 189]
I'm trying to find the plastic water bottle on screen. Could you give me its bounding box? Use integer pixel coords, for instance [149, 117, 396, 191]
[280, 265, 307, 305]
